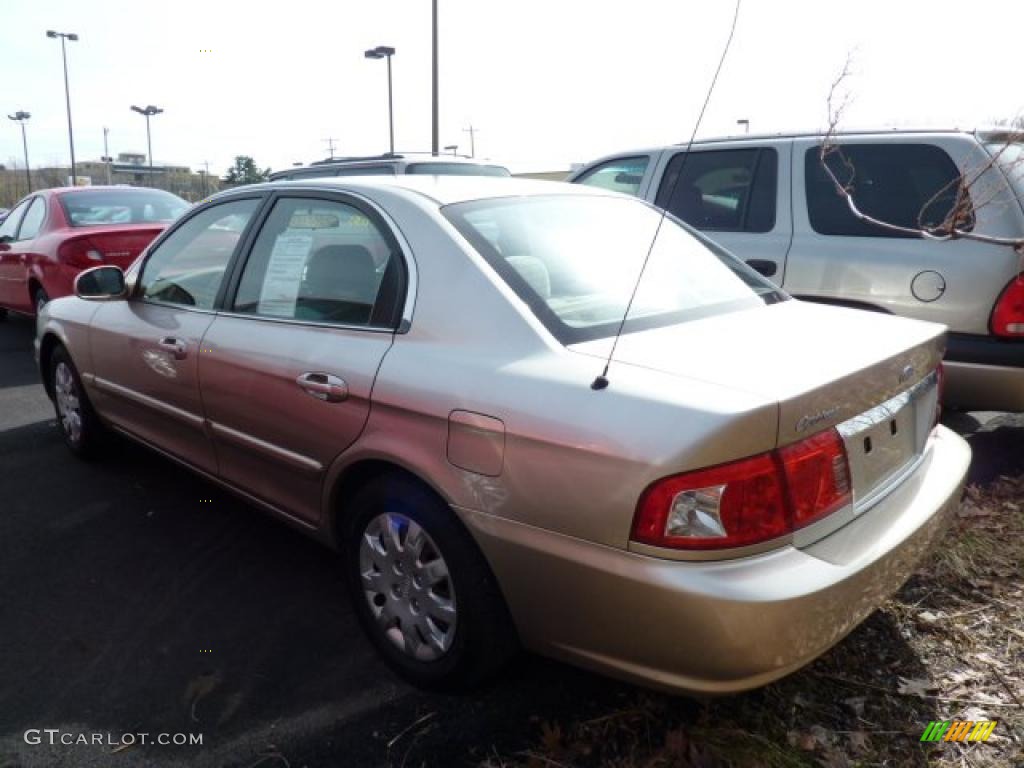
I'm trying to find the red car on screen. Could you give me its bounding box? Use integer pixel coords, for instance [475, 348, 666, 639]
[0, 186, 188, 317]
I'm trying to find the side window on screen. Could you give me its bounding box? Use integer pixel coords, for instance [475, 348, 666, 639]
[655, 148, 777, 232]
[17, 198, 46, 240]
[0, 200, 30, 242]
[233, 197, 403, 328]
[575, 156, 650, 196]
[139, 198, 260, 309]
[805, 144, 972, 237]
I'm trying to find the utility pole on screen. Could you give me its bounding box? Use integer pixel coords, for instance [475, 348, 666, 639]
[102, 126, 112, 184]
[431, 0, 439, 156]
[462, 124, 477, 158]
[323, 137, 338, 159]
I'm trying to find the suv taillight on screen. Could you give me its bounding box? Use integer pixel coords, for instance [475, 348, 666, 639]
[991, 275, 1024, 338]
[632, 428, 851, 551]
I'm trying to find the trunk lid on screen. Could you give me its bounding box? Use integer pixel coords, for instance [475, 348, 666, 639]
[60, 225, 167, 270]
[570, 300, 945, 528]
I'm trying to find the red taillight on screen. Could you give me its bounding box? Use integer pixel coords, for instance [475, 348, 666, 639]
[777, 428, 850, 529]
[632, 428, 851, 551]
[58, 237, 106, 269]
[990, 275, 1024, 338]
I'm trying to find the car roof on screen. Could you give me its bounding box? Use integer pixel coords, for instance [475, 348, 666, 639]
[224, 175, 614, 207]
[579, 127, 999, 161]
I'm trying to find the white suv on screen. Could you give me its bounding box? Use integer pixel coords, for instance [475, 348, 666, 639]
[569, 130, 1024, 412]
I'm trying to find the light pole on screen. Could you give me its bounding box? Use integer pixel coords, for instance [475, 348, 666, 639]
[102, 126, 112, 184]
[130, 105, 163, 186]
[364, 46, 396, 155]
[46, 30, 79, 183]
[736, 118, 750, 134]
[8, 111, 32, 195]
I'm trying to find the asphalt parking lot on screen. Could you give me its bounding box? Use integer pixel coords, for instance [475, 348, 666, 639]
[0, 310, 1021, 768]
[0, 312, 684, 768]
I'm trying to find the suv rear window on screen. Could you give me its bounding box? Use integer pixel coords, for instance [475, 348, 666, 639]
[805, 144, 972, 237]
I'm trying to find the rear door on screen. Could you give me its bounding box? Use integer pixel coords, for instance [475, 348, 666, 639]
[651, 142, 792, 282]
[198, 192, 407, 525]
[88, 196, 265, 474]
[787, 136, 1011, 332]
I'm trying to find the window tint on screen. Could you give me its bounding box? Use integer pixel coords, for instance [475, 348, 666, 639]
[139, 198, 259, 309]
[443, 195, 784, 344]
[655, 148, 777, 232]
[805, 144, 972, 237]
[61, 189, 188, 226]
[575, 156, 650, 196]
[0, 200, 30, 241]
[233, 197, 402, 327]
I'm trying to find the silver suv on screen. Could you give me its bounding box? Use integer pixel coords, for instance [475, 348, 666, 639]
[270, 154, 510, 181]
[569, 130, 1024, 412]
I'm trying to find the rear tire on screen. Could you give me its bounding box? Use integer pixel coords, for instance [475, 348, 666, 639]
[50, 345, 106, 459]
[343, 472, 518, 691]
[34, 287, 50, 316]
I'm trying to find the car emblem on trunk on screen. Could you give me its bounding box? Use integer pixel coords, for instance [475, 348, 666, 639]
[899, 365, 916, 384]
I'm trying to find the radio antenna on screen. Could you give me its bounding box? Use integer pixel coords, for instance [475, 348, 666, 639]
[591, 0, 743, 390]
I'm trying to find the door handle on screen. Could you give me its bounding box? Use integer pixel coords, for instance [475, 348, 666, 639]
[296, 372, 349, 403]
[745, 259, 778, 278]
[158, 336, 187, 360]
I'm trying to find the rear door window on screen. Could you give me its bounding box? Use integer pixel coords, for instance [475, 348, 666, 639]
[805, 144, 972, 237]
[232, 197, 404, 328]
[16, 197, 46, 240]
[574, 156, 650, 196]
[655, 148, 777, 232]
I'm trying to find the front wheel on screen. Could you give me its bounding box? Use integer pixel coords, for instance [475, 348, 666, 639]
[344, 473, 518, 691]
[50, 345, 106, 458]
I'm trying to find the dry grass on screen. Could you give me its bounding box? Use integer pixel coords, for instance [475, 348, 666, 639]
[484, 474, 1024, 768]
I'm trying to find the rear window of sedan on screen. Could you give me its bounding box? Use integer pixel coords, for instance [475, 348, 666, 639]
[60, 189, 189, 227]
[444, 194, 785, 344]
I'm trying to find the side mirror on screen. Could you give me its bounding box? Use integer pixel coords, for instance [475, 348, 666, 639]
[75, 265, 128, 301]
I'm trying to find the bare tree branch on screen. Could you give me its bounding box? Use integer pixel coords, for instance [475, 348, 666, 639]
[819, 60, 1024, 254]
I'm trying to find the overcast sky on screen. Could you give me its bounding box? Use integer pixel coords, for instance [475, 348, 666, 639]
[3, 0, 1022, 177]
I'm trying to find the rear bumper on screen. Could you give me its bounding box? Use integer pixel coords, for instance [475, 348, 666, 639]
[945, 334, 1024, 411]
[459, 425, 970, 695]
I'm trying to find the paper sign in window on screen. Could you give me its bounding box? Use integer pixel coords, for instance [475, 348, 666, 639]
[257, 232, 314, 317]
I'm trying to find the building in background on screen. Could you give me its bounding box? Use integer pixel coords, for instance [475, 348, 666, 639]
[0, 152, 218, 206]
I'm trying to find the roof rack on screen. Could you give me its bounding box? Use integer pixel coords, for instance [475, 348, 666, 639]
[308, 153, 403, 166]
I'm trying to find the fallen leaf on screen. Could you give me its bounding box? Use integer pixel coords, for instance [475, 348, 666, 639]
[897, 677, 935, 698]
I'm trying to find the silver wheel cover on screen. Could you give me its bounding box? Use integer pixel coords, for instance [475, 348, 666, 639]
[359, 512, 457, 661]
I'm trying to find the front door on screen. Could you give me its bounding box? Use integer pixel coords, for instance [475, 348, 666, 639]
[88, 197, 263, 474]
[199, 193, 406, 524]
[0, 198, 34, 310]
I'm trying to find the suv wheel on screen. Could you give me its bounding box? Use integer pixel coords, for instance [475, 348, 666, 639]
[344, 473, 517, 690]
[50, 345, 105, 458]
